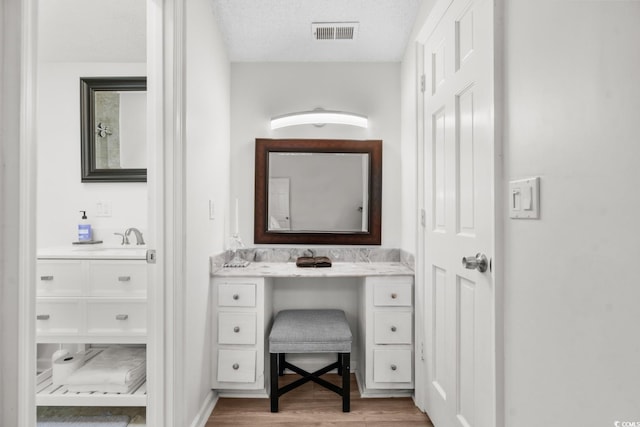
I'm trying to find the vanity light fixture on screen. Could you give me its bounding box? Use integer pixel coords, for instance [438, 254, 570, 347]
[270, 109, 368, 130]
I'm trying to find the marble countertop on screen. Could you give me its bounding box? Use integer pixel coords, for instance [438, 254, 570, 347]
[212, 261, 414, 278]
[38, 245, 147, 260]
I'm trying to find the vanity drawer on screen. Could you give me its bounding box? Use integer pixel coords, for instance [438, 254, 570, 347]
[88, 261, 147, 297]
[218, 283, 256, 307]
[86, 301, 147, 335]
[373, 281, 412, 307]
[217, 349, 256, 383]
[374, 311, 412, 344]
[36, 261, 83, 296]
[218, 313, 256, 345]
[373, 349, 412, 383]
[36, 301, 81, 335]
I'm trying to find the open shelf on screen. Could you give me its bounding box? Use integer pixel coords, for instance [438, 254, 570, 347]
[36, 348, 147, 407]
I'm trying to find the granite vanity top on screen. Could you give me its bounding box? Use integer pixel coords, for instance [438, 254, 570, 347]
[212, 261, 413, 278]
[210, 247, 414, 277]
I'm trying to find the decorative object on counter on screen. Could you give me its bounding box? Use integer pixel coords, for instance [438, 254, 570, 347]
[224, 233, 250, 268]
[77, 210, 92, 242]
[72, 240, 103, 245]
[296, 256, 332, 268]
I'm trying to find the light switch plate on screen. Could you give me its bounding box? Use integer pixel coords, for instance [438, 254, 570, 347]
[96, 200, 112, 217]
[509, 177, 540, 219]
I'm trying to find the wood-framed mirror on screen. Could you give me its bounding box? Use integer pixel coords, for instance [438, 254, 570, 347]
[80, 77, 147, 182]
[254, 138, 382, 245]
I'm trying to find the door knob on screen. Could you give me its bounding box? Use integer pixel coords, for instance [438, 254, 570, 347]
[462, 253, 488, 273]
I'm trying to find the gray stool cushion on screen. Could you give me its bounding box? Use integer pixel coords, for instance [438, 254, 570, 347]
[269, 309, 352, 353]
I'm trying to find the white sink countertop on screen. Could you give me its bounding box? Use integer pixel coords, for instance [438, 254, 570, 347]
[38, 245, 147, 260]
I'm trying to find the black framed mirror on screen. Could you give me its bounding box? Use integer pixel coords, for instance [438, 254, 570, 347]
[255, 138, 382, 245]
[80, 77, 147, 182]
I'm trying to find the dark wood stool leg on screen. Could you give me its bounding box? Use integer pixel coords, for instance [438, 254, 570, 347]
[342, 352, 350, 412]
[337, 353, 343, 376]
[278, 353, 286, 376]
[270, 352, 279, 412]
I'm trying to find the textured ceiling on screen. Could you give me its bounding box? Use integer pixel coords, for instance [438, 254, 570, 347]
[211, 0, 421, 62]
[37, 0, 420, 63]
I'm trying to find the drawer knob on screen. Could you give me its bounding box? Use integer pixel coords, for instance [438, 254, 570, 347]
[40, 275, 54, 281]
[233, 326, 240, 333]
[390, 364, 397, 371]
[37, 314, 50, 320]
[232, 363, 239, 370]
[116, 314, 129, 320]
[391, 293, 398, 299]
[232, 294, 240, 300]
[118, 276, 131, 282]
[391, 326, 397, 332]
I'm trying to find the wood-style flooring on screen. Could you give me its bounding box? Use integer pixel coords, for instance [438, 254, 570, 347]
[206, 374, 433, 426]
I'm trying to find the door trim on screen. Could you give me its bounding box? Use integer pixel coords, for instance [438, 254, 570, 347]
[17, 1, 179, 425]
[18, 0, 38, 424]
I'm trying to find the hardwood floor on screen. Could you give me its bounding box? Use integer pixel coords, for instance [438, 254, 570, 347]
[206, 374, 433, 426]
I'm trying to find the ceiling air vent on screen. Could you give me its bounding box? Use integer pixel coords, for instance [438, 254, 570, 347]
[312, 22, 359, 41]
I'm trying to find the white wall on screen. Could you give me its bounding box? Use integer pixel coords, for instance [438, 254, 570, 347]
[230, 62, 401, 247]
[1, 1, 21, 425]
[37, 62, 147, 248]
[503, 2, 640, 426]
[184, 0, 230, 424]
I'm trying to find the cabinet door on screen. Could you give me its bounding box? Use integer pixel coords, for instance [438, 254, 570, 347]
[86, 301, 147, 336]
[217, 349, 256, 383]
[36, 261, 84, 296]
[218, 283, 256, 307]
[36, 301, 82, 336]
[218, 313, 257, 345]
[374, 311, 413, 344]
[373, 349, 413, 383]
[88, 261, 147, 297]
[373, 281, 413, 307]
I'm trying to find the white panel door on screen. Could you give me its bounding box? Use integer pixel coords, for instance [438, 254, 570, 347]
[268, 177, 291, 229]
[421, 0, 495, 426]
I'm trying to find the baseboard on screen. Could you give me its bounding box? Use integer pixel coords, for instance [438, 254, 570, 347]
[189, 389, 218, 427]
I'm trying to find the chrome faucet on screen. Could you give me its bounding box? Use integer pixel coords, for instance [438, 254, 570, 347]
[125, 227, 145, 245]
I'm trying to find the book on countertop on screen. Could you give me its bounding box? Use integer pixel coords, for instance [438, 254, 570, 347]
[296, 256, 332, 268]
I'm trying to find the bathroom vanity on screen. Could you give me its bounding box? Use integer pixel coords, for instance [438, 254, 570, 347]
[35, 246, 148, 407]
[210, 249, 415, 398]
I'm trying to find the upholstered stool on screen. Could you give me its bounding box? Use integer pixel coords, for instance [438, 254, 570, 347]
[269, 309, 352, 412]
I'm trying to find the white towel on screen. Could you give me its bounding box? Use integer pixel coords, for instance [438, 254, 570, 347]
[65, 346, 145, 393]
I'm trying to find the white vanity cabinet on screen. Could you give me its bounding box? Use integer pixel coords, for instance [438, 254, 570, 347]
[211, 277, 273, 395]
[36, 250, 148, 407]
[36, 259, 147, 343]
[357, 275, 414, 396]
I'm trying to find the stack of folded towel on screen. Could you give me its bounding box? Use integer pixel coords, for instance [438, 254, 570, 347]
[65, 346, 146, 394]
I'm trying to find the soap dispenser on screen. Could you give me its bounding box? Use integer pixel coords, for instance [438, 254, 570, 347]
[78, 210, 92, 242]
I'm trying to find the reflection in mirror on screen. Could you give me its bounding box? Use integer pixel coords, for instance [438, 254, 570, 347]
[94, 91, 146, 169]
[268, 153, 369, 232]
[255, 138, 382, 245]
[80, 77, 147, 182]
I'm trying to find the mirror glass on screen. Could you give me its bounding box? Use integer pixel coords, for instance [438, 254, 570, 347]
[81, 77, 147, 182]
[268, 152, 369, 232]
[255, 138, 382, 245]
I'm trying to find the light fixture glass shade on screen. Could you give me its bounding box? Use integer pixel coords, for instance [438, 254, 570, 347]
[270, 110, 368, 130]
